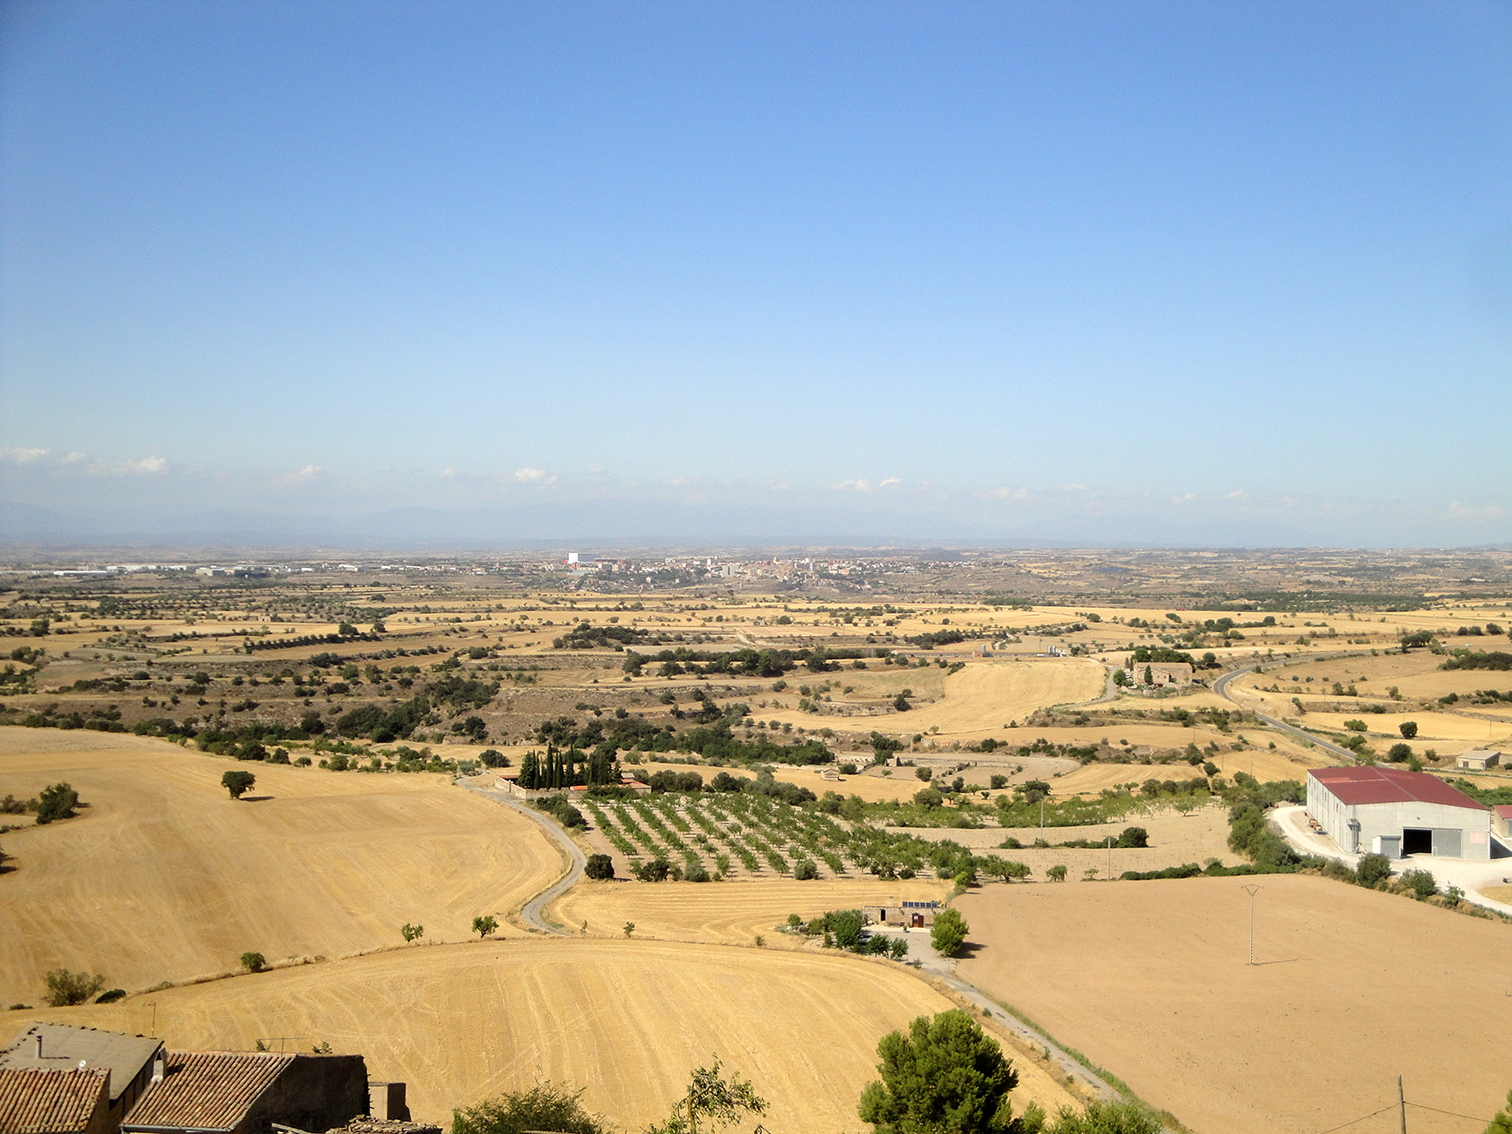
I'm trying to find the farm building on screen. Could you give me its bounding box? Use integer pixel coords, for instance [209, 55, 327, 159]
[1456, 748, 1502, 770]
[0, 1068, 113, 1134]
[1131, 662, 1192, 688]
[1306, 766, 1494, 860]
[1494, 805, 1512, 841]
[0, 1027, 163, 1133]
[862, 900, 939, 928]
[119, 1052, 367, 1134]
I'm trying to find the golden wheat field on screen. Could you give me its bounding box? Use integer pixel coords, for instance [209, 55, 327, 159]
[3, 938, 1076, 1132]
[954, 875, 1512, 1134]
[0, 729, 563, 1004]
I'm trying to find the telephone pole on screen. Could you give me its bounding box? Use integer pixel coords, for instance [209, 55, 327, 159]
[1398, 1075, 1406, 1134]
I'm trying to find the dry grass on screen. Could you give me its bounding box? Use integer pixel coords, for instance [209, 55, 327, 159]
[0, 728, 563, 1005]
[546, 877, 952, 945]
[3, 938, 1074, 1132]
[955, 874, 1512, 1134]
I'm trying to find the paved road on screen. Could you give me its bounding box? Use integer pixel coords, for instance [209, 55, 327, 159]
[461, 779, 585, 935]
[1211, 651, 1375, 761]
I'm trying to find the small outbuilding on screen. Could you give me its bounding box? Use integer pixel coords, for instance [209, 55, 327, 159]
[0, 1027, 163, 1132]
[1456, 748, 1503, 771]
[862, 900, 939, 928]
[120, 1052, 367, 1134]
[1307, 766, 1494, 860]
[0, 1068, 113, 1134]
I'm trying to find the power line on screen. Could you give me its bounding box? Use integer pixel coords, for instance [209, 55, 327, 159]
[1313, 1104, 1396, 1133]
[1405, 1101, 1492, 1125]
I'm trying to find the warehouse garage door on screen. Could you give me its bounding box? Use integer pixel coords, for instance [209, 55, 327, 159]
[1403, 828, 1433, 855]
[1433, 828, 1462, 857]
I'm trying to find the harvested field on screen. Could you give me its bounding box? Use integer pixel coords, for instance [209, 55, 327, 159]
[1480, 884, 1512, 904]
[898, 803, 1236, 876]
[954, 874, 1512, 1134]
[3, 938, 1075, 1132]
[547, 877, 951, 946]
[0, 728, 562, 1004]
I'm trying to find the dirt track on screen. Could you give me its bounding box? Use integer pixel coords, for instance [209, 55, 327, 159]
[954, 874, 1512, 1134]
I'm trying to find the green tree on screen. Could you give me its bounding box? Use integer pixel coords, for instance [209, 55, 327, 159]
[402, 923, 425, 943]
[623, 922, 635, 938]
[472, 915, 498, 938]
[34, 782, 79, 824]
[828, 909, 864, 949]
[1047, 865, 1068, 883]
[43, 968, 105, 1007]
[646, 1058, 768, 1134]
[221, 770, 256, 799]
[1386, 743, 1413, 763]
[584, 854, 614, 881]
[1398, 721, 1418, 740]
[240, 952, 266, 973]
[858, 1009, 1033, 1134]
[1111, 669, 1128, 687]
[931, 908, 968, 956]
[451, 1081, 609, 1134]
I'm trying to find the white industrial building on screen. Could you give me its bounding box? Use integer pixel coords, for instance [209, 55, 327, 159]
[1306, 766, 1495, 860]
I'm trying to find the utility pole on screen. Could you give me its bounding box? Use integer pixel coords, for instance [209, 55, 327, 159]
[1106, 835, 1112, 879]
[1242, 884, 1262, 965]
[1398, 1075, 1406, 1134]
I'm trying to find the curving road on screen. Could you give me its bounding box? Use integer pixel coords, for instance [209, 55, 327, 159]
[462, 779, 585, 935]
[1211, 650, 1377, 761]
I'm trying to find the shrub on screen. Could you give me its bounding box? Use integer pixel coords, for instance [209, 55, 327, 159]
[1356, 853, 1392, 887]
[584, 854, 614, 881]
[1117, 826, 1149, 848]
[95, 988, 126, 1004]
[35, 782, 80, 824]
[240, 952, 266, 973]
[43, 969, 105, 1007]
[1398, 868, 1437, 900]
[452, 1081, 610, 1134]
[1386, 743, 1413, 763]
[1398, 721, 1418, 740]
[793, 858, 818, 880]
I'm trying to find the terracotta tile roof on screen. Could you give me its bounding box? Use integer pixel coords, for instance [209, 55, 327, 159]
[0, 1068, 108, 1134]
[123, 1054, 294, 1133]
[1309, 766, 1490, 812]
[1, 1025, 163, 1104]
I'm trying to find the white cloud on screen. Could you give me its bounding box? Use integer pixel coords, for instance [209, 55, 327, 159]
[514, 467, 557, 485]
[0, 447, 50, 464]
[438, 468, 457, 479]
[1449, 501, 1505, 519]
[271, 464, 323, 488]
[837, 479, 873, 492]
[878, 477, 903, 489]
[1226, 489, 1247, 499]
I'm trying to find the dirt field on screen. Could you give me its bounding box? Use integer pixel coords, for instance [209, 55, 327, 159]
[954, 874, 1512, 1134]
[546, 877, 953, 945]
[899, 803, 1237, 877]
[0, 729, 563, 1004]
[2, 938, 1075, 1132]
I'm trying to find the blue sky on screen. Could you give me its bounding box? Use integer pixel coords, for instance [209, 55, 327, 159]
[2, 1, 1510, 547]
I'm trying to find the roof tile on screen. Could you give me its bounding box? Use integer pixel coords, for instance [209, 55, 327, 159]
[0, 1068, 108, 1134]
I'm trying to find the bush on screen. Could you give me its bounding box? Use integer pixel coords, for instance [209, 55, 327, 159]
[452, 1081, 609, 1134]
[1386, 743, 1413, 763]
[240, 952, 266, 973]
[1117, 826, 1149, 848]
[1356, 853, 1392, 887]
[930, 908, 968, 956]
[1398, 721, 1418, 740]
[793, 858, 818, 880]
[479, 749, 509, 768]
[43, 969, 105, 1007]
[634, 859, 671, 882]
[1398, 868, 1437, 900]
[584, 854, 614, 881]
[34, 782, 79, 824]
[95, 988, 126, 1004]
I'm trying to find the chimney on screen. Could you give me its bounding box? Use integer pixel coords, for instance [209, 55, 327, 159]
[151, 1054, 165, 1085]
[33, 1035, 42, 1058]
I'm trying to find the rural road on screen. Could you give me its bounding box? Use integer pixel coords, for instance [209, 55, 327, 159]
[1211, 651, 1374, 762]
[462, 779, 585, 935]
